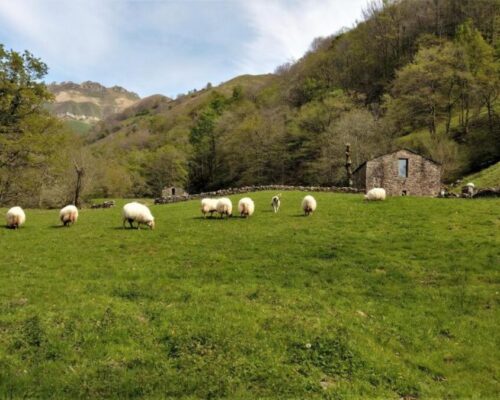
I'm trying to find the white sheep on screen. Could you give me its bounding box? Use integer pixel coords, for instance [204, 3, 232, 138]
[465, 182, 475, 197]
[123, 202, 155, 229]
[271, 194, 281, 213]
[201, 198, 218, 218]
[60, 205, 79, 227]
[6, 206, 26, 229]
[216, 197, 232, 218]
[238, 197, 255, 217]
[302, 195, 317, 216]
[364, 188, 386, 201]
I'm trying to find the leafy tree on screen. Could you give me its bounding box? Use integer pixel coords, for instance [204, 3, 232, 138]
[456, 20, 499, 135]
[188, 92, 229, 191]
[144, 145, 188, 196]
[387, 41, 467, 138]
[0, 45, 74, 206]
[0, 45, 53, 132]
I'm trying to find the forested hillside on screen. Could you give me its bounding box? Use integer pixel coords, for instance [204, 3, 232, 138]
[86, 0, 500, 197]
[1, 0, 499, 205]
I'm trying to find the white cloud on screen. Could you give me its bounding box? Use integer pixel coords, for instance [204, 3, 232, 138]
[239, 0, 367, 73]
[0, 0, 368, 96]
[0, 0, 116, 72]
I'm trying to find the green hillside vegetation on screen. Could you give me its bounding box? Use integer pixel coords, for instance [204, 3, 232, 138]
[458, 161, 500, 187]
[1, 0, 499, 207]
[52, 100, 103, 119]
[82, 0, 499, 199]
[0, 192, 498, 398]
[64, 120, 93, 135]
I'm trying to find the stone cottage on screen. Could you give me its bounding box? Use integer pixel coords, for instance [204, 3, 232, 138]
[161, 186, 188, 198]
[352, 149, 441, 196]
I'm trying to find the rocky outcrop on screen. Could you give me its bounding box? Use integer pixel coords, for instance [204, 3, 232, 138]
[47, 81, 140, 124]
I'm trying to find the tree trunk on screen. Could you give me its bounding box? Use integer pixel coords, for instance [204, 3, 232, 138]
[74, 163, 84, 207]
[486, 98, 494, 135]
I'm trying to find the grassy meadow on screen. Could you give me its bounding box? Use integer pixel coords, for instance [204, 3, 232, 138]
[0, 191, 499, 399]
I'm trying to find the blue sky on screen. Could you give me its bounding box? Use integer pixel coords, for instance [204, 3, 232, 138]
[0, 0, 367, 98]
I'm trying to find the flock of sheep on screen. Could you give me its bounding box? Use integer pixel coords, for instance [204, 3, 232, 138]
[4, 188, 386, 230]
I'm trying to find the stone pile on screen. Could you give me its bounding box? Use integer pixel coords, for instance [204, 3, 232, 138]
[91, 200, 116, 209]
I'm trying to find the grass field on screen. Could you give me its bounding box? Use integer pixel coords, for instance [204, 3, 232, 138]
[0, 192, 499, 399]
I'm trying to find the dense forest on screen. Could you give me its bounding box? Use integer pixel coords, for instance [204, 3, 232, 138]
[1, 0, 499, 206]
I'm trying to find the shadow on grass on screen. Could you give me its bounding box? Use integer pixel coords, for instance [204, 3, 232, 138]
[112, 226, 155, 231]
[193, 216, 239, 221]
[3, 225, 31, 230]
[291, 214, 309, 218]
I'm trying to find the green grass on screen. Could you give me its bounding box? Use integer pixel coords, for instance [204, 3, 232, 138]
[0, 192, 499, 399]
[64, 120, 93, 135]
[459, 162, 500, 188]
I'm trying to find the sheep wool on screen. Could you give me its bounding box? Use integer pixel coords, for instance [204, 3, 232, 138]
[302, 195, 317, 216]
[216, 198, 233, 218]
[238, 197, 255, 217]
[271, 194, 281, 213]
[201, 198, 218, 217]
[123, 202, 155, 229]
[6, 206, 26, 229]
[60, 205, 79, 226]
[364, 188, 386, 201]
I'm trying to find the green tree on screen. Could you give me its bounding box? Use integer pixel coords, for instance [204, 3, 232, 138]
[456, 20, 499, 135]
[0, 45, 73, 206]
[144, 145, 188, 196]
[388, 41, 467, 138]
[188, 92, 228, 191]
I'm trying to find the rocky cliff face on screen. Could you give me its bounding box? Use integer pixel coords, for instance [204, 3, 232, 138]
[47, 81, 140, 123]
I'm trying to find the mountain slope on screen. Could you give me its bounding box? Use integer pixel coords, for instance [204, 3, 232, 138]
[47, 81, 141, 124]
[88, 74, 273, 144]
[459, 162, 500, 187]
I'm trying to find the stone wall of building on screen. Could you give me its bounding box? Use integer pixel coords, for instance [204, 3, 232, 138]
[352, 164, 366, 190]
[161, 186, 188, 198]
[364, 149, 441, 196]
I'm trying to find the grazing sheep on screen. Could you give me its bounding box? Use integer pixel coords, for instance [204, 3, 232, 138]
[6, 206, 26, 229]
[364, 188, 386, 201]
[302, 195, 317, 216]
[216, 197, 232, 218]
[201, 198, 218, 218]
[465, 182, 475, 197]
[271, 194, 281, 213]
[122, 202, 155, 230]
[238, 197, 255, 217]
[60, 205, 79, 227]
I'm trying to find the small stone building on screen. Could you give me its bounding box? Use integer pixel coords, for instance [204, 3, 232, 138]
[161, 186, 188, 198]
[352, 149, 441, 196]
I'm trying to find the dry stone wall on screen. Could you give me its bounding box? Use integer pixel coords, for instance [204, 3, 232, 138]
[154, 185, 361, 204]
